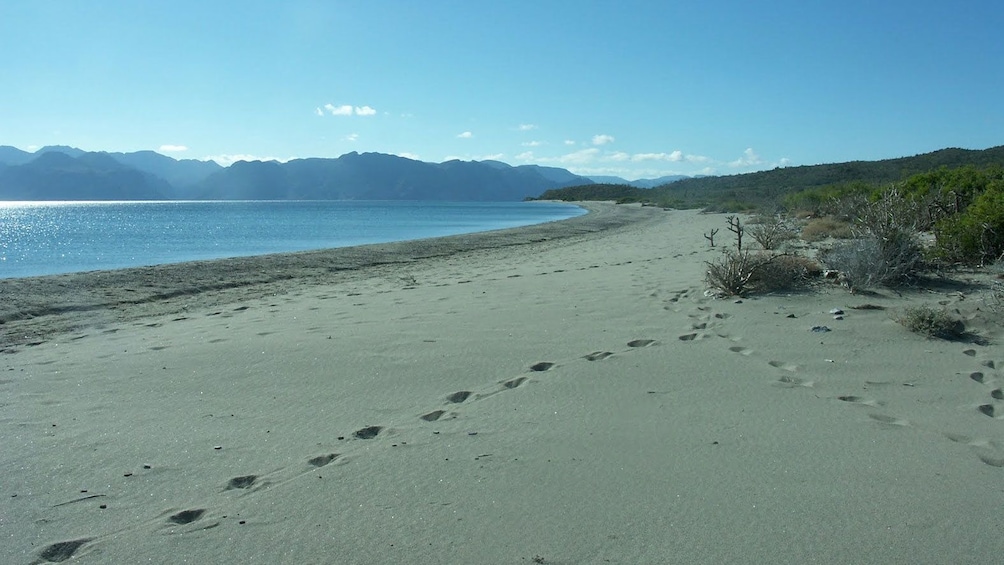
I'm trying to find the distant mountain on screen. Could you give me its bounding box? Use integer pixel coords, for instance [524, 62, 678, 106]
[587, 174, 692, 188]
[108, 150, 221, 193]
[36, 145, 87, 158]
[0, 146, 595, 201]
[0, 145, 34, 166]
[191, 152, 595, 201]
[0, 150, 170, 200]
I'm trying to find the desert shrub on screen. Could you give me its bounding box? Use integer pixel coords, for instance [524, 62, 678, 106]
[706, 251, 819, 296]
[932, 184, 1004, 265]
[984, 280, 1004, 313]
[746, 254, 822, 292]
[898, 305, 965, 340]
[801, 217, 854, 241]
[819, 229, 923, 291]
[749, 214, 796, 250]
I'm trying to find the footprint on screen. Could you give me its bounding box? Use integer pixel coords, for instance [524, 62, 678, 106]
[729, 346, 753, 356]
[420, 410, 446, 422]
[503, 376, 528, 389]
[970, 372, 987, 383]
[678, 333, 697, 341]
[691, 322, 707, 330]
[982, 360, 997, 369]
[627, 339, 655, 348]
[169, 509, 206, 525]
[37, 538, 92, 563]
[977, 404, 998, 418]
[837, 395, 883, 407]
[868, 413, 909, 427]
[226, 475, 258, 490]
[768, 360, 799, 372]
[584, 351, 613, 361]
[992, 389, 1004, 400]
[977, 453, 1004, 467]
[529, 362, 555, 372]
[308, 454, 339, 467]
[446, 391, 472, 403]
[354, 426, 383, 439]
[774, 375, 813, 388]
[964, 349, 977, 357]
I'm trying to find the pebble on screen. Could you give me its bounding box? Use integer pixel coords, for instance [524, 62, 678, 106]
[811, 326, 831, 333]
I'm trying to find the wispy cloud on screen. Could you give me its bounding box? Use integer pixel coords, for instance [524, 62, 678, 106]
[343, 133, 359, 142]
[729, 147, 763, 168]
[564, 140, 576, 146]
[396, 152, 421, 160]
[522, 140, 542, 147]
[319, 103, 377, 116]
[517, 123, 538, 131]
[457, 131, 474, 139]
[159, 144, 188, 152]
[592, 134, 615, 146]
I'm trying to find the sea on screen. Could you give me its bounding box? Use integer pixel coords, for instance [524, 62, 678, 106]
[0, 200, 585, 279]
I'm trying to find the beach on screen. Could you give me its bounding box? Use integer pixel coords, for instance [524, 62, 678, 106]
[3, 202, 1003, 564]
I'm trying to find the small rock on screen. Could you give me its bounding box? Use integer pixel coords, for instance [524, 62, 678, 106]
[829, 308, 844, 315]
[833, 315, 844, 320]
[811, 326, 831, 333]
[786, 314, 797, 319]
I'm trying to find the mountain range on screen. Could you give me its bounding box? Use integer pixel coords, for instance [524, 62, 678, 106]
[0, 146, 681, 201]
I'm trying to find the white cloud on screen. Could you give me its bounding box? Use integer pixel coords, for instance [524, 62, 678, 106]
[343, 133, 359, 142]
[515, 151, 535, 161]
[609, 151, 631, 162]
[478, 153, 505, 161]
[457, 131, 473, 139]
[320, 103, 378, 116]
[592, 134, 615, 146]
[518, 123, 537, 131]
[521, 140, 542, 147]
[159, 144, 188, 152]
[631, 152, 679, 162]
[324, 103, 353, 116]
[729, 147, 764, 168]
[396, 152, 421, 160]
[564, 140, 576, 145]
[777, 157, 791, 167]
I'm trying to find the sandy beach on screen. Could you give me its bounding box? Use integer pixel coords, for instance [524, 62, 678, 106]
[3, 203, 1003, 564]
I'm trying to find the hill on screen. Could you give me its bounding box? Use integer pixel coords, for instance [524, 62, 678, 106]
[537, 146, 1004, 209]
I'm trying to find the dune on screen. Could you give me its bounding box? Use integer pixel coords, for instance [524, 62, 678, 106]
[3, 203, 1003, 564]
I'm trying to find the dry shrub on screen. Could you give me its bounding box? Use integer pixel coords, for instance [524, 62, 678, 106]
[706, 251, 820, 296]
[802, 217, 854, 241]
[898, 305, 965, 340]
[749, 214, 797, 250]
[818, 228, 922, 291]
[748, 254, 822, 292]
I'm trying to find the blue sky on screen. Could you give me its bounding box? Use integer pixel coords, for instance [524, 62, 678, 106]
[1, 1, 1002, 180]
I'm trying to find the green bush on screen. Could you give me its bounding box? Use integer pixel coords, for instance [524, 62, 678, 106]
[933, 183, 1004, 265]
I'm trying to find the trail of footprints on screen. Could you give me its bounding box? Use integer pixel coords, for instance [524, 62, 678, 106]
[33, 335, 662, 562]
[672, 295, 1004, 470]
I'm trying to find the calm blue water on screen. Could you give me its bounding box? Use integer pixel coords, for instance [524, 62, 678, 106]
[0, 200, 585, 279]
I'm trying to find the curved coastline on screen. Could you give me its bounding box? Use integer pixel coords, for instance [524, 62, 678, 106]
[0, 202, 662, 346]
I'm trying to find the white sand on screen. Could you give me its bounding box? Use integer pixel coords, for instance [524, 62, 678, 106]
[3, 204, 1003, 564]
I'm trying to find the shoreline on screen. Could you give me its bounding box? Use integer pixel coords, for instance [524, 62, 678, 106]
[0, 202, 662, 347]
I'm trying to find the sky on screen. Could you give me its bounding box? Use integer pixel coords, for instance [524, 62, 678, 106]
[1, 1, 1002, 181]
